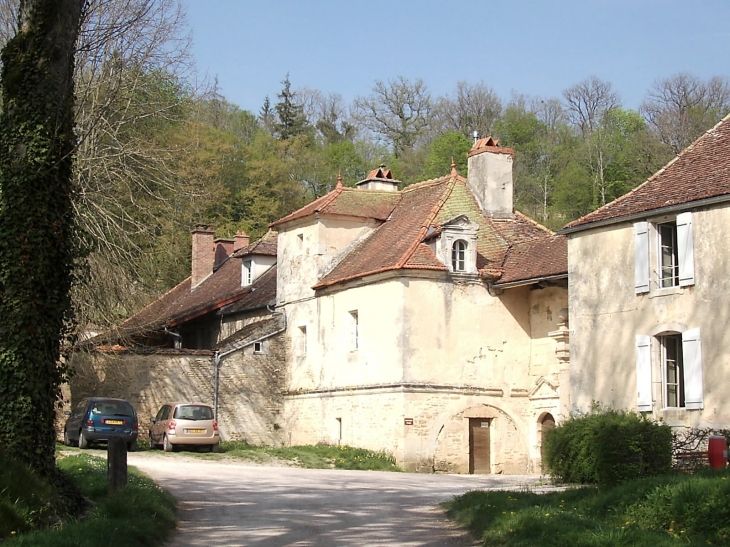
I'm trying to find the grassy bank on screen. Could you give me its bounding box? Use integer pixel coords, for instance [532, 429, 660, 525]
[209, 441, 403, 471]
[444, 468, 730, 546]
[1, 452, 176, 546]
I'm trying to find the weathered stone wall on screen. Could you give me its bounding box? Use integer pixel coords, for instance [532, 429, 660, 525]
[64, 330, 288, 444]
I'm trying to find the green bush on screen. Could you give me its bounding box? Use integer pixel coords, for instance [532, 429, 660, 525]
[543, 405, 672, 487]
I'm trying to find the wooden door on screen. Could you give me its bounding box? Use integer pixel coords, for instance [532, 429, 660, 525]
[540, 413, 556, 468]
[469, 418, 491, 474]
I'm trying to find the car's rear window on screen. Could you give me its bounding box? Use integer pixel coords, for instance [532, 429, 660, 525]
[91, 401, 134, 417]
[174, 405, 214, 420]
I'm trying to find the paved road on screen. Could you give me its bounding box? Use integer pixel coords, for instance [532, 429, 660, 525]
[128, 453, 551, 547]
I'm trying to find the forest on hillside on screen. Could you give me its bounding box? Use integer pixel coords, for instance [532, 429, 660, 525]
[1, 0, 728, 332]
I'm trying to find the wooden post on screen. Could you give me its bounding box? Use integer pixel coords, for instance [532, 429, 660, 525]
[108, 437, 128, 493]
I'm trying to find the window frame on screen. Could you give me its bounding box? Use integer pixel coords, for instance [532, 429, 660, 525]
[634, 211, 694, 294]
[451, 239, 467, 272]
[242, 259, 253, 286]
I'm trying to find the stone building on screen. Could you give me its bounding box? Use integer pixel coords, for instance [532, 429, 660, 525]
[70, 138, 569, 474]
[561, 114, 730, 431]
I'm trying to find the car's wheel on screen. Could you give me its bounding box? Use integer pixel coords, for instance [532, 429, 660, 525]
[211, 443, 220, 453]
[63, 430, 72, 447]
[78, 431, 89, 449]
[163, 435, 174, 452]
[128, 439, 137, 452]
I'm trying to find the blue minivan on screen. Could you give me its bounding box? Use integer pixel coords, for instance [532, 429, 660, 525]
[63, 397, 139, 451]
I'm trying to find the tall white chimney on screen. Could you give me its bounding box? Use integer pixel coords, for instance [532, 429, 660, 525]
[466, 137, 514, 218]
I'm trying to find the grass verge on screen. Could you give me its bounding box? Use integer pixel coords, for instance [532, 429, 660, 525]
[151, 440, 403, 471]
[444, 468, 730, 546]
[2, 452, 176, 546]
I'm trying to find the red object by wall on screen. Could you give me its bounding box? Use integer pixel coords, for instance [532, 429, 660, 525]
[708, 435, 728, 470]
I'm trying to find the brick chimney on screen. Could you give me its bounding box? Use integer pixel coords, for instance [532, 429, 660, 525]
[466, 137, 514, 218]
[214, 238, 234, 268]
[234, 231, 250, 252]
[191, 224, 215, 289]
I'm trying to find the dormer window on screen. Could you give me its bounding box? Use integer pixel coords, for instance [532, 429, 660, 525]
[242, 260, 252, 286]
[452, 240, 467, 272]
[429, 215, 479, 275]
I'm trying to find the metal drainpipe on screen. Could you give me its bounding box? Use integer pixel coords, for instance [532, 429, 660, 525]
[213, 302, 286, 420]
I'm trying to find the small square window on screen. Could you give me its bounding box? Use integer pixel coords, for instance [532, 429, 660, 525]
[253, 341, 263, 353]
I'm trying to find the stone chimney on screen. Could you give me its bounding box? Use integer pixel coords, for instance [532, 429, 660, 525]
[234, 231, 250, 252]
[191, 224, 215, 289]
[466, 137, 514, 218]
[355, 166, 400, 192]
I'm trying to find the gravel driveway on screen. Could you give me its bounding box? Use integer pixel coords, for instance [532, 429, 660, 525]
[128, 452, 550, 547]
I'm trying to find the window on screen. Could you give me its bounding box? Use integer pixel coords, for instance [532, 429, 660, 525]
[298, 325, 307, 355]
[660, 334, 683, 407]
[452, 240, 467, 272]
[349, 310, 359, 351]
[253, 341, 263, 353]
[635, 328, 703, 411]
[634, 212, 694, 293]
[242, 260, 252, 286]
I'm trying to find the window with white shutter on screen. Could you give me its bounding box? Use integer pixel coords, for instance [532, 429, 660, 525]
[634, 222, 649, 294]
[682, 328, 703, 410]
[676, 212, 695, 287]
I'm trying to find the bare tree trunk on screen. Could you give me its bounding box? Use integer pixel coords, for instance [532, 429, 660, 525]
[0, 0, 85, 475]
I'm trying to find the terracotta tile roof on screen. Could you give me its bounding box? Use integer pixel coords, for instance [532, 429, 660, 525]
[269, 185, 400, 227]
[231, 229, 278, 258]
[565, 114, 730, 230]
[311, 174, 567, 289]
[107, 238, 277, 338]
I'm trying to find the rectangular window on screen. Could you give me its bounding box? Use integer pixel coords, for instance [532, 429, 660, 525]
[660, 334, 683, 407]
[298, 325, 307, 355]
[242, 260, 252, 286]
[253, 341, 263, 354]
[634, 212, 694, 294]
[349, 311, 359, 351]
[658, 222, 678, 288]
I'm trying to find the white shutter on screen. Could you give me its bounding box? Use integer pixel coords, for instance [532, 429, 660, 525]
[635, 334, 652, 411]
[634, 222, 650, 294]
[677, 212, 695, 286]
[682, 328, 703, 409]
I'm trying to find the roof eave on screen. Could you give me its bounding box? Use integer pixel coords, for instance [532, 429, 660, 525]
[492, 273, 568, 289]
[559, 193, 730, 235]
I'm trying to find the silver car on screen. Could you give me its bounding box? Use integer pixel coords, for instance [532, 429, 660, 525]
[149, 402, 220, 452]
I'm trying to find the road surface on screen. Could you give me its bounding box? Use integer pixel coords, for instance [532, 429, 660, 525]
[128, 453, 552, 547]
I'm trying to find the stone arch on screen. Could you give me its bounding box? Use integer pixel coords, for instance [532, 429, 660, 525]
[538, 412, 556, 470]
[431, 403, 525, 474]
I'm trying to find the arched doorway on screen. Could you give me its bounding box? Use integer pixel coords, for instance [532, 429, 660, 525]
[539, 413, 555, 469]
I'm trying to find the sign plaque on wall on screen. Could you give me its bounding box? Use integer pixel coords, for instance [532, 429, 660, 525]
[404, 418, 414, 425]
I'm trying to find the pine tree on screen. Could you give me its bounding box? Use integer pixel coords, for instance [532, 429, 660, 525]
[274, 74, 310, 140]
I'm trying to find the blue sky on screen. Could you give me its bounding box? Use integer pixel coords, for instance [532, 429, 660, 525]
[182, 0, 730, 114]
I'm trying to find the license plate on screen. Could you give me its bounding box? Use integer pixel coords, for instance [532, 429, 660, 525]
[105, 419, 124, 425]
[185, 429, 205, 434]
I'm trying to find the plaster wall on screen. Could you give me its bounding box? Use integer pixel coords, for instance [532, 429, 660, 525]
[568, 204, 730, 428]
[277, 217, 379, 304]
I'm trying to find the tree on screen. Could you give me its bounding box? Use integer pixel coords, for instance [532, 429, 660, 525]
[0, 0, 85, 476]
[353, 76, 433, 157]
[641, 73, 730, 154]
[434, 81, 502, 139]
[421, 131, 471, 180]
[563, 77, 622, 207]
[274, 74, 310, 140]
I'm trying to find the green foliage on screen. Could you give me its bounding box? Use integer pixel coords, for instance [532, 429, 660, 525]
[445, 469, 730, 546]
[543, 405, 672, 487]
[0, 0, 83, 476]
[421, 131, 471, 179]
[274, 74, 311, 140]
[4, 453, 176, 546]
[0, 449, 60, 539]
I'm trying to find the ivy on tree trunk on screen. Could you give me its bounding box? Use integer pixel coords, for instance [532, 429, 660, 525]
[0, 0, 85, 475]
